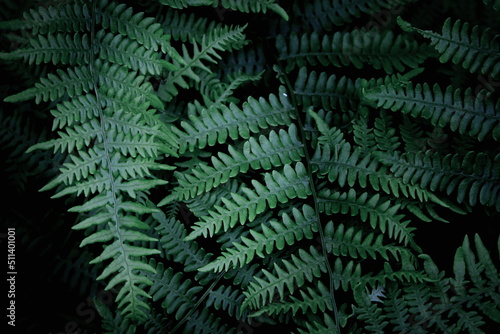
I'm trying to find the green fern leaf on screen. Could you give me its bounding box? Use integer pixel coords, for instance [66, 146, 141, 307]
[453, 235, 500, 305]
[159, 0, 212, 9]
[293, 67, 361, 112]
[206, 285, 244, 319]
[398, 17, 500, 78]
[6, 61, 162, 108]
[298, 0, 417, 30]
[5, 29, 173, 75]
[161, 10, 218, 44]
[318, 188, 416, 245]
[242, 246, 329, 310]
[185, 162, 312, 240]
[85, 231, 160, 320]
[157, 24, 248, 101]
[324, 222, 412, 261]
[212, 0, 288, 20]
[353, 292, 388, 334]
[383, 287, 413, 333]
[4, 66, 92, 103]
[147, 261, 204, 320]
[95, 30, 169, 75]
[196, 70, 263, 110]
[21, 0, 178, 55]
[251, 280, 333, 317]
[352, 107, 377, 155]
[312, 142, 440, 204]
[170, 124, 304, 201]
[153, 211, 214, 283]
[3, 32, 92, 66]
[98, 0, 179, 54]
[374, 110, 401, 152]
[95, 298, 137, 334]
[374, 151, 500, 210]
[363, 82, 500, 141]
[182, 308, 236, 334]
[198, 204, 318, 272]
[169, 87, 295, 154]
[21, 2, 92, 34]
[295, 313, 339, 334]
[277, 30, 430, 74]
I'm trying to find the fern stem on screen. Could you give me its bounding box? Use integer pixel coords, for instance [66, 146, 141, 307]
[88, 0, 137, 316]
[274, 63, 341, 333]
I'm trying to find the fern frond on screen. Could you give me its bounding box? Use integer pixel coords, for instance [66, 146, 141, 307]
[1, 0, 181, 321]
[182, 308, 236, 334]
[2, 32, 92, 66]
[383, 287, 413, 333]
[324, 222, 412, 261]
[197, 70, 263, 109]
[318, 188, 416, 245]
[21, 2, 92, 34]
[312, 142, 440, 204]
[378, 234, 500, 333]
[22, 0, 175, 54]
[94, 30, 170, 75]
[399, 115, 427, 153]
[398, 17, 500, 78]
[298, 0, 417, 31]
[159, 0, 212, 9]
[72, 202, 161, 321]
[147, 260, 203, 320]
[241, 246, 329, 310]
[198, 204, 318, 272]
[374, 150, 500, 210]
[3, 31, 171, 75]
[452, 234, 500, 317]
[185, 179, 240, 218]
[4, 65, 91, 103]
[158, 23, 248, 101]
[373, 110, 401, 152]
[295, 313, 339, 334]
[206, 284, 244, 319]
[185, 162, 311, 240]
[293, 67, 361, 112]
[252, 280, 333, 317]
[219, 44, 269, 77]
[277, 30, 430, 73]
[153, 211, 214, 284]
[95, 298, 137, 334]
[161, 10, 214, 44]
[353, 295, 388, 334]
[211, 0, 288, 20]
[352, 107, 377, 155]
[308, 109, 346, 147]
[5, 61, 162, 108]
[363, 81, 500, 141]
[170, 124, 304, 201]
[98, 0, 177, 53]
[169, 87, 295, 153]
[5, 0, 500, 331]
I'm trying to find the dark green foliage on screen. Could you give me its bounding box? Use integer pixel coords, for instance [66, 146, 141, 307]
[1, 0, 499, 333]
[398, 17, 500, 78]
[363, 82, 500, 141]
[277, 30, 431, 74]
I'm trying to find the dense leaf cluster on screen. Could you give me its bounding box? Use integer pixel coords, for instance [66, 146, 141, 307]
[1, 0, 499, 333]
